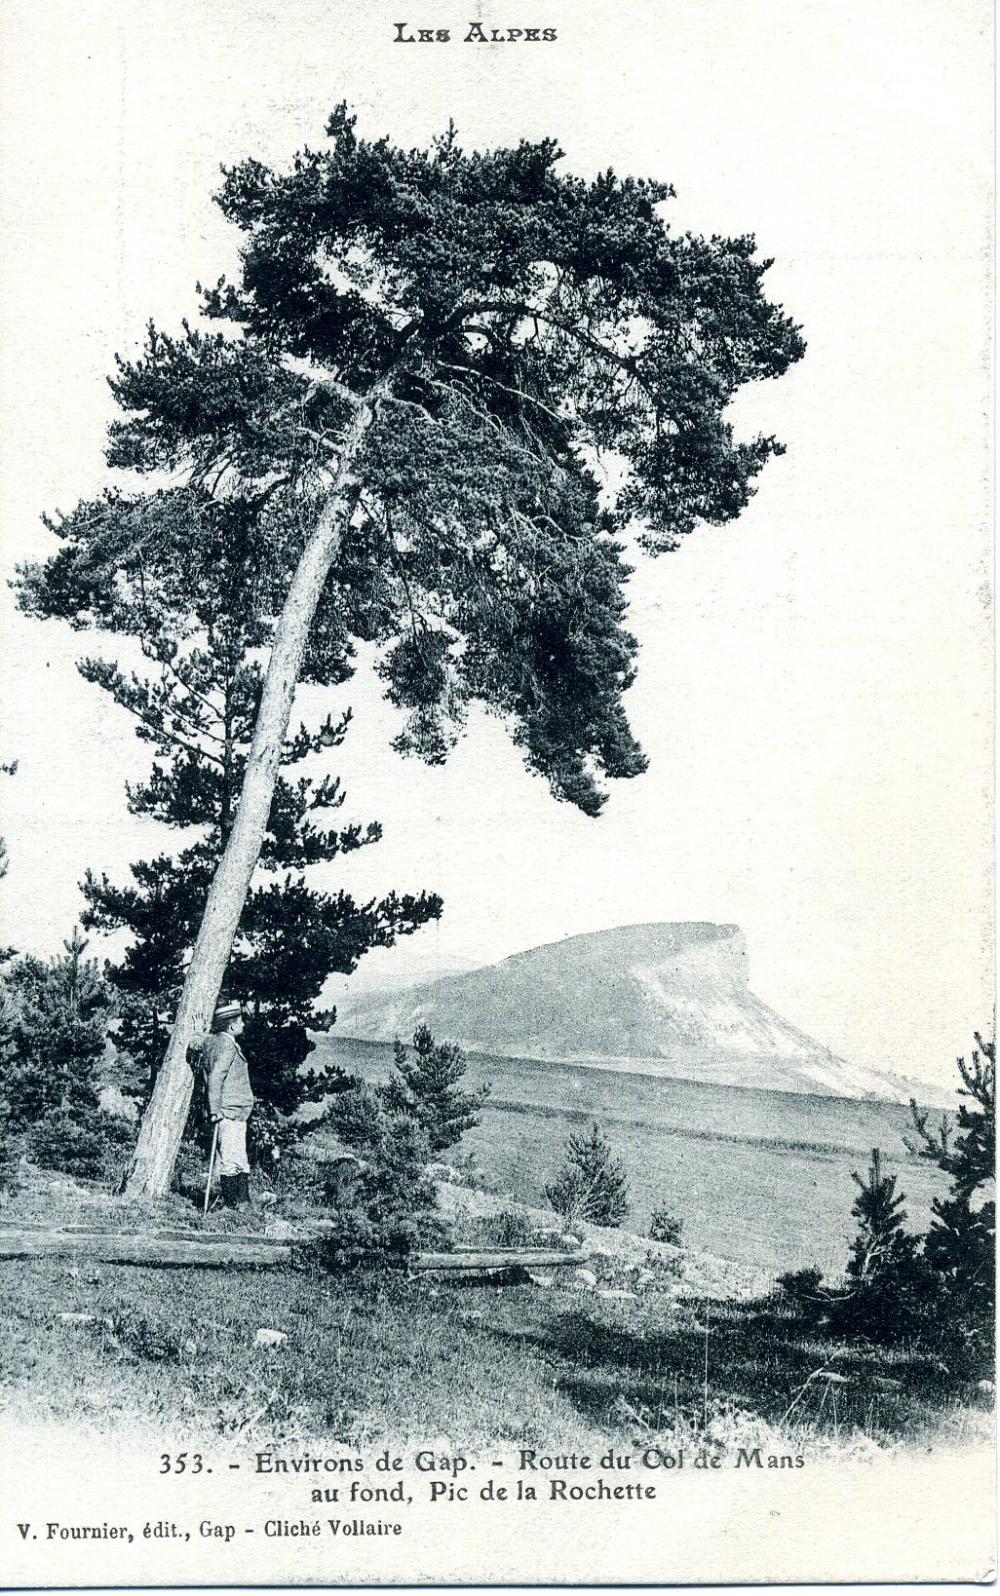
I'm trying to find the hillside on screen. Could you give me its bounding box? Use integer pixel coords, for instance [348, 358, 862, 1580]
[316, 1036, 948, 1274]
[335, 922, 917, 1101]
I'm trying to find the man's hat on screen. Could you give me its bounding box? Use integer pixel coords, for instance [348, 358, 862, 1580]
[214, 1000, 242, 1023]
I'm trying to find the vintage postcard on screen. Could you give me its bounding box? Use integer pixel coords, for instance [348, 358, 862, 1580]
[0, 0, 994, 1585]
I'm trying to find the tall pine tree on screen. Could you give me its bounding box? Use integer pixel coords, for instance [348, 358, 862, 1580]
[20, 489, 442, 1152]
[20, 112, 805, 1193]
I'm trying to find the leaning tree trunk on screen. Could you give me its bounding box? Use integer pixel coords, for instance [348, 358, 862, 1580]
[124, 400, 373, 1197]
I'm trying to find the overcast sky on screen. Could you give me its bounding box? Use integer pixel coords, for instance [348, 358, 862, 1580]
[0, 0, 992, 1086]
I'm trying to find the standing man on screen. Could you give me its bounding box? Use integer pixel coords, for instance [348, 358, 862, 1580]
[196, 1000, 255, 1209]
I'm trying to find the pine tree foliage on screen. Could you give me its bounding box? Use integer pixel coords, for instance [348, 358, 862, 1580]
[909, 1034, 995, 1315]
[793, 1040, 995, 1359]
[381, 1024, 488, 1154]
[0, 993, 21, 1195]
[846, 1148, 918, 1284]
[320, 1079, 444, 1270]
[546, 1121, 631, 1227]
[20, 491, 442, 1138]
[319, 1025, 482, 1265]
[908, 1033, 995, 1200]
[0, 929, 128, 1179]
[810, 1147, 927, 1345]
[19, 109, 804, 820]
[330, 1024, 484, 1161]
[16, 111, 804, 1193]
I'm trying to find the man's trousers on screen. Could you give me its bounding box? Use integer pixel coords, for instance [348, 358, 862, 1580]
[217, 1116, 250, 1176]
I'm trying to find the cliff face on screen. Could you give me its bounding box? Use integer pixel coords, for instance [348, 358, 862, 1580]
[335, 922, 906, 1099]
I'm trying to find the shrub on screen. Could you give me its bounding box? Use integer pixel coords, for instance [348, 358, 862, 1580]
[246, 1100, 296, 1178]
[0, 1110, 22, 1199]
[428, 1149, 487, 1190]
[0, 929, 130, 1183]
[846, 1148, 918, 1284]
[776, 1266, 825, 1303]
[478, 1209, 534, 1249]
[546, 1122, 631, 1227]
[922, 1193, 995, 1318]
[649, 1206, 683, 1246]
[909, 1032, 996, 1328]
[319, 1085, 445, 1272]
[0, 998, 22, 1197]
[312, 1025, 486, 1268]
[909, 1033, 995, 1198]
[774, 1035, 995, 1375]
[820, 1148, 934, 1344]
[318, 1154, 364, 1207]
[28, 1104, 132, 1182]
[381, 1025, 488, 1155]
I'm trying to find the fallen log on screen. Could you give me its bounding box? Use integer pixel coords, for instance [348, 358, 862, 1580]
[0, 1227, 290, 1268]
[0, 1230, 590, 1276]
[412, 1247, 589, 1274]
[2, 1221, 283, 1245]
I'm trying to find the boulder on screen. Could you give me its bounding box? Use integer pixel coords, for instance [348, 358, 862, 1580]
[263, 1219, 299, 1241]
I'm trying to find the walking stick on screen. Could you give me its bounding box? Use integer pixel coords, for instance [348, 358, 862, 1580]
[203, 1122, 220, 1218]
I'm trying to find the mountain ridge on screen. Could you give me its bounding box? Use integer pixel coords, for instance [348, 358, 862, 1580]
[336, 922, 925, 1102]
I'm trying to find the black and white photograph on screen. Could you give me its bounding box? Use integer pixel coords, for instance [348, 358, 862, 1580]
[0, 0, 994, 1584]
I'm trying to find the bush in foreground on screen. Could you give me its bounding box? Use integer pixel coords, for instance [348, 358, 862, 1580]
[313, 1027, 485, 1270]
[317, 1088, 444, 1273]
[781, 1033, 995, 1374]
[382, 1025, 489, 1155]
[0, 930, 129, 1182]
[908, 1032, 995, 1323]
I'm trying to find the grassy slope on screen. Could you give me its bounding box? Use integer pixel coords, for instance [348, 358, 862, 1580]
[0, 1174, 990, 1458]
[2, 1250, 989, 1459]
[317, 1037, 947, 1276]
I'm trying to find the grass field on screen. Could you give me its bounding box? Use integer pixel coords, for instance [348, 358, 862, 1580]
[317, 1037, 947, 1277]
[1, 1245, 990, 1459]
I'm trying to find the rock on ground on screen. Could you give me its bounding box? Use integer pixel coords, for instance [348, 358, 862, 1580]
[435, 1181, 773, 1300]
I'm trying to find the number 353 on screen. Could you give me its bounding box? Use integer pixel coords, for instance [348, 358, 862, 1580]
[160, 1454, 205, 1474]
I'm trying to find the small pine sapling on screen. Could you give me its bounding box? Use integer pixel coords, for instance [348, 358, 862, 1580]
[382, 1025, 488, 1156]
[846, 1148, 917, 1285]
[0, 929, 129, 1181]
[649, 1206, 683, 1246]
[909, 1033, 995, 1323]
[829, 1147, 928, 1344]
[908, 1033, 995, 1199]
[319, 1082, 444, 1270]
[546, 1122, 631, 1227]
